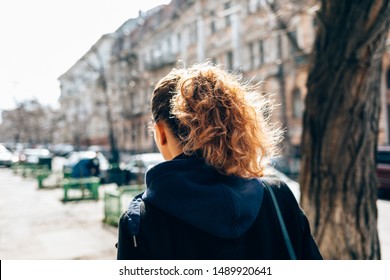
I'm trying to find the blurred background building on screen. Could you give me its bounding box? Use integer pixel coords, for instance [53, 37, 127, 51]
[1, 0, 390, 167]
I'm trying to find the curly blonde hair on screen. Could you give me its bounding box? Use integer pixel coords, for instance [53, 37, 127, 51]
[151, 62, 282, 178]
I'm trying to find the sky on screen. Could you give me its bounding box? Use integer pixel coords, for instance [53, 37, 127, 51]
[0, 0, 171, 112]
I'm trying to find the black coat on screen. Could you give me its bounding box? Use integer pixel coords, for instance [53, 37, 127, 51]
[117, 154, 322, 260]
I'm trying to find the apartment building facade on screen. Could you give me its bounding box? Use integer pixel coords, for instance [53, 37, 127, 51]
[109, 0, 318, 155]
[58, 0, 390, 157]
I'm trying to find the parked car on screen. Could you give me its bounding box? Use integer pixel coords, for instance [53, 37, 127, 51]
[18, 148, 52, 168]
[0, 144, 13, 167]
[87, 145, 111, 160]
[377, 146, 390, 198]
[51, 143, 74, 157]
[123, 153, 165, 185]
[63, 151, 109, 182]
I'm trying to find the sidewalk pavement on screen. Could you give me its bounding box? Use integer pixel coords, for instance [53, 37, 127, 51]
[0, 167, 389, 259]
[0, 168, 118, 259]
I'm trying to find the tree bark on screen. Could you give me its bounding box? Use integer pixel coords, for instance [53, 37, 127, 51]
[98, 74, 120, 165]
[88, 47, 120, 165]
[300, 0, 389, 259]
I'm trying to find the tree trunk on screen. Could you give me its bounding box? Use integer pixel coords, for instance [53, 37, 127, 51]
[105, 92, 120, 165]
[300, 0, 389, 259]
[99, 73, 120, 165]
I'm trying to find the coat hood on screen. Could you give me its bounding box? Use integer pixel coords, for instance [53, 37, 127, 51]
[140, 153, 265, 239]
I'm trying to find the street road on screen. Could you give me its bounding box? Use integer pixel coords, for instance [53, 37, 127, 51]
[0, 167, 389, 259]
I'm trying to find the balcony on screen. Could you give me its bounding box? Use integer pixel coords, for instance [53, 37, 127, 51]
[144, 52, 177, 71]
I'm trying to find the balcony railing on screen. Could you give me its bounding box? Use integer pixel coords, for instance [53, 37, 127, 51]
[144, 53, 177, 71]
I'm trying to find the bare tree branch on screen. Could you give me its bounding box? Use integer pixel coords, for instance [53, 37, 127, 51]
[265, 0, 310, 55]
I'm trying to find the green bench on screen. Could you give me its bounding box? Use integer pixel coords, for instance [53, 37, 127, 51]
[12, 162, 23, 175]
[36, 169, 53, 189]
[16, 163, 50, 179]
[103, 185, 145, 226]
[61, 177, 101, 203]
[36, 170, 64, 189]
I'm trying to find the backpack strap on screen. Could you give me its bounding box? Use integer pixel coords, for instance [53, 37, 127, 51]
[261, 179, 297, 260]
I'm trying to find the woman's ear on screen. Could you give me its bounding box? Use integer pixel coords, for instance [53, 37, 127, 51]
[154, 121, 183, 160]
[155, 122, 167, 146]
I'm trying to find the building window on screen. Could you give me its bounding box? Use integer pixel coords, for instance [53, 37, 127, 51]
[129, 91, 134, 113]
[248, 42, 255, 69]
[167, 37, 172, 52]
[137, 121, 142, 145]
[177, 32, 181, 49]
[259, 40, 264, 66]
[131, 124, 136, 143]
[226, 51, 234, 70]
[292, 87, 303, 119]
[288, 30, 298, 54]
[210, 11, 216, 34]
[189, 22, 198, 44]
[224, 1, 232, 27]
[210, 20, 216, 34]
[276, 34, 282, 60]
